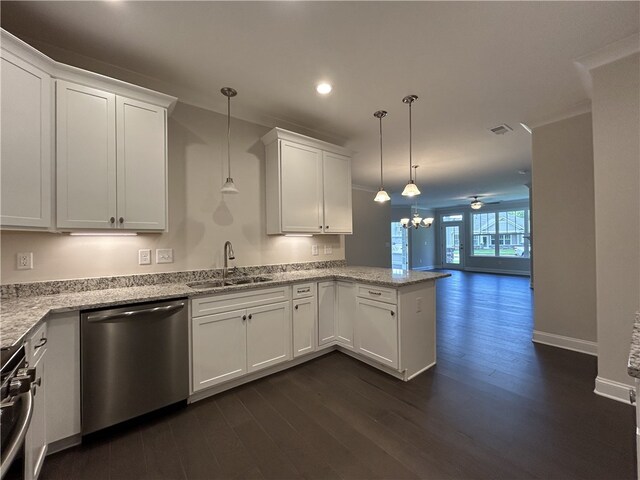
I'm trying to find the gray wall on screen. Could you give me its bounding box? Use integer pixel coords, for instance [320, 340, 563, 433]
[1, 102, 344, 283]
[531, 112, 597, 344]
[591, 54, 640, 391]
[345, 188, 391, 268]
[434, 200, 531, 275]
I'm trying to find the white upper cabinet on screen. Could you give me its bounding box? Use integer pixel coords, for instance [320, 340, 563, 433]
[0, 43, 52, 229]
[56, 81, 117, 229]
[116, 96, 167, 231]
[262, 128, 353, 235]
[0, 29, 176, 232]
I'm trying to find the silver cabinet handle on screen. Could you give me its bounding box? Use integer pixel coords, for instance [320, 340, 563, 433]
[630, 389, 637, 404]
[119, 217, 124, 224]
[110, 217, 115, 224]
[295, 305, 299, 310]
[242, 315, 247, 321]
[368, 290, 382, 296]
[297, 288, 310, 294]
[390, 311, 395, 317]
[34, 337, 47, 350]
[248, 314, 253, 320]
[86, 302, 185, 323]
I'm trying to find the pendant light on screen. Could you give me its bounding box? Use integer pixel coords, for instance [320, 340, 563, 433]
[220, 87, 239, 194]
[470, 196, 483, 210]
[401, 94, 420, 197]
[373, 110, 390, 203]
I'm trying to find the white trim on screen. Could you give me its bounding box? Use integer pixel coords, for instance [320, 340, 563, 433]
[412, 266, 437, 272]
[529, 102, 592, 129]
[406, 361, 436, 381]
[532, 330, 597, 356]
[261, 127, 352, 156]
[594, 376, 634, 404]
[351, 184, 378, 193]
[463, 267, 530, 277]
[573, 33, 640, 98]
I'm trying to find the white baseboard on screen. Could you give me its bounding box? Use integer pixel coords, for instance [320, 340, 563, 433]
[532, 330, 598, 356]
[463, 267, 530, 276]
[594, 376, 634, 404]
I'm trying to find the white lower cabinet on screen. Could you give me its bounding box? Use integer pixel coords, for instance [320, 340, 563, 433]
[191, 287, 292, 392]
[336, 281, 355, 348]
[355, 297, 399, 369]
[292, 283, 317, 357]
[318, 281, 336, 346]
[25, 323, 47, 480]
[247, 302, 291, 372]
[192, 309, 247, 391]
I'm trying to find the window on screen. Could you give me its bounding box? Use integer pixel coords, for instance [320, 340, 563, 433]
[471, 209, 529, 257]
[442, 214, 463, 222]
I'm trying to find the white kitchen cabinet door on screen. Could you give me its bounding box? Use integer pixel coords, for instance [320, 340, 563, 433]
[25, 332, 47, 480]
[116, 96, 167, 231]
[355, 297, 399, 369]
[293, 296, 317, 357]
[322, 151, 352, 234]
[318, 281, 337, 346]
[57, 80, 116, 229]
[336, 281, 356, 348]
[192, 310, 247, 391]
[246, 301, 291, 372]
[280, 141, 323, 233]
[0, 49, 52, 229]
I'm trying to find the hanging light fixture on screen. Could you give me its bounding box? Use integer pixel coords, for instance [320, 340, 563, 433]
[401, 94, 420, 197]
[470, 196, 483, 210]
[220, 87, 239, 194]
[400, 166, 434, 229]
[373, 110, 390, 203]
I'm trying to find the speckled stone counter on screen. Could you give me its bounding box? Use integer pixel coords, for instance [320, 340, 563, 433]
[1, 266, 449, 349]
[628, 316, 640, 379]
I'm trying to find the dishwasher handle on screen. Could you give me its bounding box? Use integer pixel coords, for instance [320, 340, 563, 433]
[86, 302, 185, 323]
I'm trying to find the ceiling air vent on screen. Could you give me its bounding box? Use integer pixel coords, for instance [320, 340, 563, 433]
[489, 124, 513, 135]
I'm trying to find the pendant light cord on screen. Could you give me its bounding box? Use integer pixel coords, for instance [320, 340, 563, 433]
[409, 100, 413, 181]
[227, 95, 231, 178]
[379, 116, 384, 187]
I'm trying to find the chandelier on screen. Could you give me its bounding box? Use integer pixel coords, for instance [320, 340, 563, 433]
[400, 166, 434, 229]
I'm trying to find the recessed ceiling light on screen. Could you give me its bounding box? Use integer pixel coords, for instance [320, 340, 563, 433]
[316, 83, 332, 95]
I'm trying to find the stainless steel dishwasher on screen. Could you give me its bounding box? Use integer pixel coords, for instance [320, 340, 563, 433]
[81, 298, 188, 434]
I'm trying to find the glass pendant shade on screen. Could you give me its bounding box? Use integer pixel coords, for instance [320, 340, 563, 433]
[374, 189, 391, 202]
[400, 218, 410, 226]
[423, 217, 435, 227]
[402, 181, 421, 197]
[412, 215, 422, 227]
[221, 177, 239, 194]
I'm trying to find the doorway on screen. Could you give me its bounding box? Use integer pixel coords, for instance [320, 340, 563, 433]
[441, 214, 464, 269]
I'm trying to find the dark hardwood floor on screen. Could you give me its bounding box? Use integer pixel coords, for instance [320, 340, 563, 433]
[40, 270, 636, 479]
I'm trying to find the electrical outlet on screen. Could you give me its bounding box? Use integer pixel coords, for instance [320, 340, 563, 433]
[17, 252, 33, 270]
[156, 248, 174, 264]
[138, 249, 151, 265]
[311, 245, 319, 256]
[324, 245, 332, 255]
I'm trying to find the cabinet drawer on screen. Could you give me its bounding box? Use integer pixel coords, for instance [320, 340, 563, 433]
[293, 283, 316, 299]
[356, 284, 397, 304]
[26, 322, 48, 363]
[192, 286, 291, 318]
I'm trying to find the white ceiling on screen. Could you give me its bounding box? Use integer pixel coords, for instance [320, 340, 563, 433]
[2, 1, 638, 208]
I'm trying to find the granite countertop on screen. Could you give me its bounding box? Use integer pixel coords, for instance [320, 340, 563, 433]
[628, 314, 640, 379]
[1, 266, 449, 349]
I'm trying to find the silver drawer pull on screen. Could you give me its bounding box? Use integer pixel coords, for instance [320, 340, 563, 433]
[34, 337, 47, 349]
[297, 288, 310, 293]
[368, 290, 382, 296]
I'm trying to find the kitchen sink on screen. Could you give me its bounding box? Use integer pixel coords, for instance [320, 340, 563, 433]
[187, 276, 273, 289]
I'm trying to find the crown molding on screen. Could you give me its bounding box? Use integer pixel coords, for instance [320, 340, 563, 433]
[574, 33, 640, 98]
[529, 101, 592, 130]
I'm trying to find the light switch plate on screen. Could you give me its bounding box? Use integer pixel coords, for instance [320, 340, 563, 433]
[17, 252, 33, 270]
[156, 248, 174, 264]
[138, 249, 151, 265]
[324, 245, 332, 255]
[311, 245, 319, 256]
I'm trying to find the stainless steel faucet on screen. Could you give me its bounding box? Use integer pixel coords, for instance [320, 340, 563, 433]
[223, 241, 235, 279]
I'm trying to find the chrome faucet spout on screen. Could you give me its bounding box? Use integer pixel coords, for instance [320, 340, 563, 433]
[223, 241, 235, 279]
